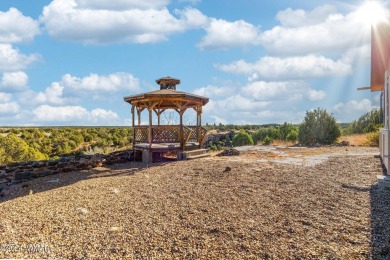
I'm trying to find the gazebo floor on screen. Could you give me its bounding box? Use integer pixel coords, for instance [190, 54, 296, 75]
[134, 142, 202, 163]
[134, 142, 200, 151]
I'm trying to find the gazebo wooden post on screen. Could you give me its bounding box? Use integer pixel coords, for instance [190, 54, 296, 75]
[136, 107, 144, 126]
[131, 105, 135, 148]
[148, 108, 153, 148]
[131, 105, 135, 126]
[198, 106, 202, 126]
[153, 108, 165, 126]
[197, 106, 202, 144]
[179, 109, 184, 149]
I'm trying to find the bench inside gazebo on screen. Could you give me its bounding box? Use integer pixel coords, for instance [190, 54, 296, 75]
[123, 77, 209, 163]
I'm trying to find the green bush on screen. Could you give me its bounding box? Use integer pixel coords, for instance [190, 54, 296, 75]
[279, 122, 298, 141]
[349, 109, 383, 134]
[232, 130, 254, 147]
[298, 108, 341, 146]
[262, 135, 273, 145]
[286, 130, 299, 142]
[252, 127, 280, 144]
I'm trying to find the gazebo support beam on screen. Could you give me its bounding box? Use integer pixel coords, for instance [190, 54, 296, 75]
[136, 107, 145, 126]
[153, 108, 166, 126]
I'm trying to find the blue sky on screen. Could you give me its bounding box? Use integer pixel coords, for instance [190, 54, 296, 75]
[0, 0, 388, 126]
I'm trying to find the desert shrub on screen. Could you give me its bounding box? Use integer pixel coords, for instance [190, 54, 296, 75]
[262, 135, 273, 145]
[366, 131, 379, 147]
[252, 127, 280, 144]
[0, 134, 48, 164]
[232, 130, 254, 147]
[286, 130, 299, 142]
[298, 108, 341, 146]
[349, 109, 383, 134]
[279, 122, 298, 141]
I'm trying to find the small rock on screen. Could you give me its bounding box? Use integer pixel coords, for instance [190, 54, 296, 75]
[77, 207, 89, 215]
[47, 179, 60, 183]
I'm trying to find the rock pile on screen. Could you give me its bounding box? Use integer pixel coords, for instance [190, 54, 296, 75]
[0, 150, 138, 197]
[203, 131, 235, 149]
[217, 148, 240, 156]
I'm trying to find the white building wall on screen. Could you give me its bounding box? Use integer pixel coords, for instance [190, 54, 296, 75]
[380, 71, 390, 173]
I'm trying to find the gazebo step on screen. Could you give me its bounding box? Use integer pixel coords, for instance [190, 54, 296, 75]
[186, 153, 210, 160]
[183, 149, 208, 157]
[183, 149, 209, 160]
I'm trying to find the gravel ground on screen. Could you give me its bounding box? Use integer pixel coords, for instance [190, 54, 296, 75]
[0, 146, 388, 259]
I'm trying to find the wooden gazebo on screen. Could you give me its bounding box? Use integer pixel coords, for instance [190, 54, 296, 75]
[123, 77, 209, 163]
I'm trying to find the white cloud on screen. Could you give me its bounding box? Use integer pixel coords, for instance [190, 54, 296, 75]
[0, 102, 19, 114]
[175, 7, 208, 29]
[20, 72, 141, 106]
[19, 83, 66, 106]
[0, 71, 28, 92]
[35, 83, 66, 104]
[202, 94, 271, 120]
[32, 105, 119, 124]
[77, 0, 170, 10]
[40, 0, 206, 44]
[216, 55, 351, 80]
[333, 99, 374, 114]
[276, 5, 336, 27]
[197, 79, 330, 124]
[242, 81, 326, 102]
[209, 115, 228, 125]
[306, 89, 326, 101]
[260, 5, 371, 56]
[0, 8, 40, 43]
[61, 72, 141, 92]
[0, 92, 19, 114]
[0, 44, 40, 72]
[0, 92, 12, 102]
[193, 85, 234, 98]
[341, 44, 370, 64]
[197, 18, 261, 50]
[332, 99, 378, 122]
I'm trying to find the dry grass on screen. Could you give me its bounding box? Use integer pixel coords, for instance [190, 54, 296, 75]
[0, 147, 387, 259]
[338, 134, 369, 146]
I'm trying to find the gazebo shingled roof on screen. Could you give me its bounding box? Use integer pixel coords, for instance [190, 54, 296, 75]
[123, 89, 209, 108]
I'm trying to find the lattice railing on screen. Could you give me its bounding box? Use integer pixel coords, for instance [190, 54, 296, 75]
[183, 126, 194, 145]
[187, 126, 199, 143]
[134, 126, 148, 143]
[198, 127, 208, 146]
[134, 125, 208, 146]
[151, 126, 180, 143]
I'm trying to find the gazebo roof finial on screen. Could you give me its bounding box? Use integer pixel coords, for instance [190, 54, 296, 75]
[156, 76, 180, 90]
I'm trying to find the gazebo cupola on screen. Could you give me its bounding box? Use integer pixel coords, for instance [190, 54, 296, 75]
[123, 76, 209, 163]
[157, 76, 180, 90]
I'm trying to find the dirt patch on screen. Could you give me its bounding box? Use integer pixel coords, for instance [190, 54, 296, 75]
[0, 146, 386, 259]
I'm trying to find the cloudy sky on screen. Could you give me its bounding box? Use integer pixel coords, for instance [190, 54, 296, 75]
[0, 0, 388, 126]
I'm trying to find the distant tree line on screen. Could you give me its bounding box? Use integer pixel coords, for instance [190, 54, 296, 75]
[207, 108, 383, 148]
[0, 127, 133, 164]
[0, 108, 383, 164]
